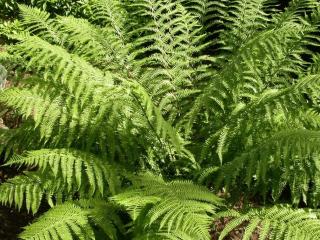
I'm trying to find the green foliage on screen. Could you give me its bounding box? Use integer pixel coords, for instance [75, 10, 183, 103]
[19, 200, 123, 240]
[20, 202, 93, 240]
[216, 205, 320, 240]
[113, 173, 222, 240]
[212, 130, 320, 206]
[0, 172, 47, 214]
[4, 149, 120, 195]
[0, 0, 91, 19]
[0, 0, 320, 239]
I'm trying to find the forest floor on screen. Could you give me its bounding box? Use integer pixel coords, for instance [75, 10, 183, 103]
[0, 206, 32, 240]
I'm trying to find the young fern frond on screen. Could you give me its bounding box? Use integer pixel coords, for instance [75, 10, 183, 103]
[216, 205, 320, 240]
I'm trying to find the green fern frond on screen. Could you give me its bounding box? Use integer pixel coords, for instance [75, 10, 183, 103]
[127, 0, 208, 120]
[112, 173, 222, 240]
[90, 0, 127, 34]
[18, 4, 61, 43]
[19, 202, 94, 240]
[128, 82, 194, 162]
[216, 205, 320, 240]
[55, 16, 107, 64]
[19, 199, 124, 240]
[6, 34, 112, 95]
[0, 87, 65, 139]
[78, 199, 124, 239]
[0, 172, 57, 214]
[5, 149, 120, 196]
[214, 130, 320, 205]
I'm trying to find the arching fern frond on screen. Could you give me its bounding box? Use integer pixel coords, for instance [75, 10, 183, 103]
[6, 34, 112, 96]
[19, 202, 94, 240]
[4, 149, 120, 196]
[112, 173, 222, 240]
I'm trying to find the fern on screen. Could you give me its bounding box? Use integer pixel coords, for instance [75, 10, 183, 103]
[216, 205, 320, 240]
[4, 149, 120, 195]
[1, 0, 320, 239]
[19, 202, 94, 240]
[210, 130, 320, 205]
[0, 172, 47, 214]
[113, 173, 222, 240]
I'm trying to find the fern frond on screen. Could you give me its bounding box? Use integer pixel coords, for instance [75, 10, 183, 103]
[18, 5, 61, 43]
[112, 173, 222, 240]
[19, 202, 93, 240]
[128, 82, 195, 162]
[78, 199, 124, 239]
[90, 0, 127, 36]
[19, 199, 124, 240]
[127, 0, 208, 120]
[216, 205, 320, 240]
[214, 130, 320, 205]
[0, 172, 57, 214]
[0, 87, 66, 139]
[6, 34, 112, 95]
[55, 16, 107, 64]
[5, 149, 120, 196]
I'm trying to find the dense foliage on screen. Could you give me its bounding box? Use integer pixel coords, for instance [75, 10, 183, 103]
[1, 0, 320, 239]
[0, 0, 90, 19]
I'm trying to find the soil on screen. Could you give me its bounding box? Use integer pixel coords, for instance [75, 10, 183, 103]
[0, 206, 32, 240]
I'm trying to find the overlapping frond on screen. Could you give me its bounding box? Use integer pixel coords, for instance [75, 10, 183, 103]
[126, 0, 208, 121]
[211, 130, 320, 205]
